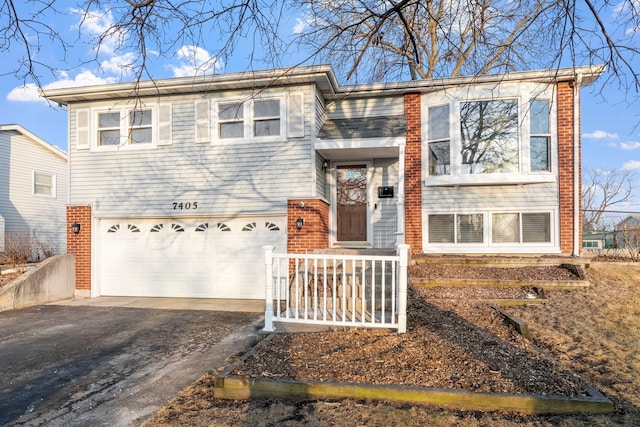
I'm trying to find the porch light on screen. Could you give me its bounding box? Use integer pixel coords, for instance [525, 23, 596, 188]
[322, 160, 328, 172]
[71, 222, 82, 235]
[296, 216, 304, 230]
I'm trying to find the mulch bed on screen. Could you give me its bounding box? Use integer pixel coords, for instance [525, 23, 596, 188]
[232, 264, 586, 397]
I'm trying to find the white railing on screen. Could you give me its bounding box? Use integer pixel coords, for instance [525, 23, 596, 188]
[263, 244, 409, 333]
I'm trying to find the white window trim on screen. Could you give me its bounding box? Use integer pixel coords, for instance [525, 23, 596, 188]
[422, 83, 557, 187]
[423, 208, 559, 254]
[212, 93, 288, 144]
[33, 170, 56, 198]
[90, 105, 159, 151]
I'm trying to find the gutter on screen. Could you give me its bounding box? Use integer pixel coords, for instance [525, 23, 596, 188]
[574, 73, 583, 257]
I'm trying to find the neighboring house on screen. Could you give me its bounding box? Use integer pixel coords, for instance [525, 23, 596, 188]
[614, 215, 640, 248]
[44, 65, 603, 299]
[0, 124, 68, 257]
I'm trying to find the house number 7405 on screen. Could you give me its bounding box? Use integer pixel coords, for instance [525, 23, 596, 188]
[173, 202, 198, 210]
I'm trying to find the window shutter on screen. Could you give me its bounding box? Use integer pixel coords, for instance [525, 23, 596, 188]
[287, 92, 304, 138]
[158, 103, 172, 146]
[195, 100, 210, 143]
[76, 109, 90, 150]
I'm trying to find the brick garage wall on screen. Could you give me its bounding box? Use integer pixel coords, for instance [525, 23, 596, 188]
[67, 205, 91, 293]
[404, 93, 423, 254]
[557, 81, 580, 255]
[287, 199, 329, 253]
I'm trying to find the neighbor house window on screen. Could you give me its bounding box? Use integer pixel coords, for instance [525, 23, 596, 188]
[428, 105, 450, 175]
[218, 102, 244, 139]
[460, 99, 519, 174]
[33, 171, 55, 197]
[530, 100, 551, 171]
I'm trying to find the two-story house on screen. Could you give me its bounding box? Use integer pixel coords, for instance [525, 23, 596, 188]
[44, 65, 603, 299]
[0, 124, 68, 258]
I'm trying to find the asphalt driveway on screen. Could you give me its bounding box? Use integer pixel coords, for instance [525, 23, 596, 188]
[0, 300, 262, 426]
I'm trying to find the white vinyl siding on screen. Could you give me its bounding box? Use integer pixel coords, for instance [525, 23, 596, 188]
[0, 129, 68, 255]
[67, 86, 316, 218]
[371, 158, 399, 248]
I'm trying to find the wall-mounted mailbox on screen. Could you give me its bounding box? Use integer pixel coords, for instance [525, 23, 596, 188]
[378, 186, 394, 198]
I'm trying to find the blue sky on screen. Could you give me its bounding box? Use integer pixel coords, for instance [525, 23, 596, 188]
[2, 2, 640, 207]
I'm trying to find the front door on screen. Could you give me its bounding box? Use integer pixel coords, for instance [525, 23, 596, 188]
[336, 165, 367, 242]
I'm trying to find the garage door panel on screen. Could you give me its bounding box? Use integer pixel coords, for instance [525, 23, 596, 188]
[99, 218, 285, 299]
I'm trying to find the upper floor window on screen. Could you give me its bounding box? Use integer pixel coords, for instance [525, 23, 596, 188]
[253, 99, 280, 137]
[95, 107, 156, 148]
[460, 99, 519, 174]
[530, 100, 550, 172]
[427, 105, 450, 175]
[424, 89, 556, 185]
[33, 171, 55, 197]
[218, 102, 244, 138]
[214, 95, 285, 141]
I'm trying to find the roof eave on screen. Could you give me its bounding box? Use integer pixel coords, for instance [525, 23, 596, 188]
[43, 65, 340, 105]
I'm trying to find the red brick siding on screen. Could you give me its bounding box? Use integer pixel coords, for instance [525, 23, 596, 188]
[404, 93, 423, 254]
[67, 205, 92, 291]
[287, 199, 330, 253]
[557, 81, 580, 255]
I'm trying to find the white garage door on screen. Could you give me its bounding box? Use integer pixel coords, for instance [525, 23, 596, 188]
[98, 217, 286, 299]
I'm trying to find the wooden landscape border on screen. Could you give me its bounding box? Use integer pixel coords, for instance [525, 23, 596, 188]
[213, 334, 614, 415]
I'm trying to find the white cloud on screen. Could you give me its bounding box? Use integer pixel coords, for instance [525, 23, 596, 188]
[72, 8, 123, 55]
[583, 130, 619, 139]
[167, 46, 222, 77]
[7, 70, 116, 104]
[620, 141, 640, 150]
[100, 52, 137, 76]
[293, 15, 310, 34]
[6, 84, 42, 103]
[622, 160, 640, 171]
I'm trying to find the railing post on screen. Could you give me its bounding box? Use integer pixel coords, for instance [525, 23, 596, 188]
[263, 245, 274, 332]
[397, 244, 409, 334]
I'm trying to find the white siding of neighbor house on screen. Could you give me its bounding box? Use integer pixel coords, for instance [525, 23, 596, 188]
[371, 158, 399, 248]
[68, 86, 317, 218]
[325, 96, 404, 119]
[0, 130, 68, 256]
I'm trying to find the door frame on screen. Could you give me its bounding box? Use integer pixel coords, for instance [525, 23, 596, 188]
[329, 160, 373, 247]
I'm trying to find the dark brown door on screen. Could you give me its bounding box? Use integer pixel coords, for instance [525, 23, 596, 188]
[337, 165, 367, 241]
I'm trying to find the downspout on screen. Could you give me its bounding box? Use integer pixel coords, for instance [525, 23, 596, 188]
[573, 73, 583, 257]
